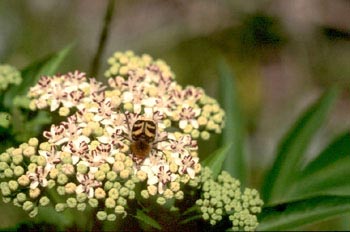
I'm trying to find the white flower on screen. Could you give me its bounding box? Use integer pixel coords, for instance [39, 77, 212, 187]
[27, 167, 49, 189]
[76, 173, 101, 198]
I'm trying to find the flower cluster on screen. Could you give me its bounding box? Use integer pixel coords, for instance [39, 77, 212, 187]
[0, 64, 22, 91]
[196, 167, 263, 231]
[104, 51, 225, 139]
[0, 52, 226, 221]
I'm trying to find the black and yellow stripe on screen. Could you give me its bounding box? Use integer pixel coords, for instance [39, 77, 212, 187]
[131, 120, 156, 142]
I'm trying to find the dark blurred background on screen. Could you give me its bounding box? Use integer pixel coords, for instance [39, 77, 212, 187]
[0, 0, 349, 229]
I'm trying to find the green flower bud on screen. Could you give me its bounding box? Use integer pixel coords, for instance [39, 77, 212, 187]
[76, 193, 87, 203]
[60, 152, 72, 164]
[13, 198, 22, 207]
[108, 188, 119, 200]
[140, 190, 149, 199]
[202, 212, 209, 220]
[174, 191, 184, 200]
[28, 138, 39, 147]
[94, 170, 106, 181]
[112, 161, 124, 172]
[0, 153, 10, 163]
[95, 187, 106, 199]
[13, 166, 24, 176]
[77, 163, 88, 174]
[156, 197, 166, 205]
[30, 155, 39, 164]
[2, 197, 11, 203]
[36, 156, 46, 166]
[0, 162, 9, 171]
[117, 197, 127, 206]
[103, 181, 114, 191]
[113, 182, 121, 190]
[16, 192, 26, 203]
[190, 129, 200, 139]
[12, 148, 23, 156]
[210, 219, 216, 225]
[57, 186, 66, 195]
[97, 211, 107, 221]
[128, 190, 135, 200]
[136, 170, 147, 181]
[55, 203, 66, 212]
[22, 201, 34, 212]
[47, 180, 56, 189]
[119, 187, 129, 197]
[119, 169, 130, 179]
[5, 147, 14, 155]
[163, 189, 174, 199]
[124, 180, 135, 190]
[29, 207, 38, 218]
[88, 198, 99, 208]
[29, 188, 40, 199]
[200, 131, 210, 140]
[100, 163, 110, 173]
[49, 168, 59, 179]
[196, 199, 203, 206]
[105, 197, 116, 208]
[170, 181, 180, 192]
[200, 206, 207, 213]
[8, 180, 18, 191]
[106, 171, 117, 181]
[58, 107, 70, 116]
[67, 197, 77, 208]
[65, 183, 76, 194]
[77, 203, 86, 211]
[27, 163, 37, 172]
[1, 185, 11, 196]
[12, 154, 23, 165]
[57, 174, 68, 185]
[4, 168, 14, 178]
[147, 185, 157, 196]
[114, 205, 125, 215]
[61, 164, 74, 175]
[39, 196, 50, 206]
[18, 175, 30, 186]
[210, 198, 218, 206]
[39, 142, 50, 151]
[107, 213, 116, 221]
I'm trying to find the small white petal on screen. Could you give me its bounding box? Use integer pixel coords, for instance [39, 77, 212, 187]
[187, 168, 195, 179]
[122, 92, 133, 102]
[179, 120, 187, 129]
[97, 136, 110, 144]
[50, 99, 60, 111]
[147, 175, 158, 185]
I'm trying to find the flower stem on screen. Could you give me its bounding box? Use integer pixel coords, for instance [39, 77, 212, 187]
[90, 0, 116, 77]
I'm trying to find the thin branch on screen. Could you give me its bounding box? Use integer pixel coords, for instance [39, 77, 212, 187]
[90, 0, 116, 77]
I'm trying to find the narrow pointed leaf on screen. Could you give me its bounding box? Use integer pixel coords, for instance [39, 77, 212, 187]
[3, 44, 73, 108]
[258, 196, 350, 231]
[135, 209, 162, 230]
[261, 87, 338, 203]
[201, 143, 232, 178]
[218, 60, 246, 183]
[289, 131, 350, 198]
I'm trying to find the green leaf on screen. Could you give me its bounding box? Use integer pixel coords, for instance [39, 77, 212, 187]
[201, 143, 232, 178]
[36, 206, 74, 231]
[135, 209, 162, 230]
[261, 87, 338, 204]
[289, 131, 350, 198]
[258, 195, 350, 231]
[218, 59, 246, 184]
[3, 44, 73, 108]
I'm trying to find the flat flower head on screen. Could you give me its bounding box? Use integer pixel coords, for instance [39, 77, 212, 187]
[3, 51, 231, 224]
